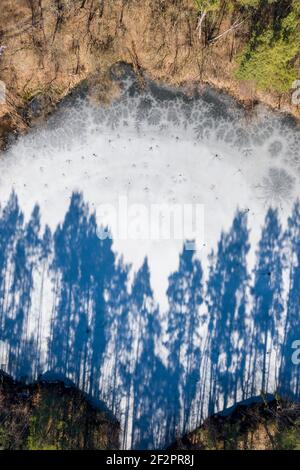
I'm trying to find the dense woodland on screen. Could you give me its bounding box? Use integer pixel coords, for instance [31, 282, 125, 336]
[1, 0, 300, 142]
[194, 0, 300, 97]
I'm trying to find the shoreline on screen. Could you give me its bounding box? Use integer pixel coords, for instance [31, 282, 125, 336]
[1, 0, 300, 153]
[1, 65, 300, 155]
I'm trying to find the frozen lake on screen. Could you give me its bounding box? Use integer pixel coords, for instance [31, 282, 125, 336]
[0, 69, 300, 448]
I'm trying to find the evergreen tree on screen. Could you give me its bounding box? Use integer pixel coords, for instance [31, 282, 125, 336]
[236, 0, 300, 98]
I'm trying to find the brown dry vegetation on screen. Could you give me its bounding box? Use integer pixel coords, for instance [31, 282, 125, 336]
[0, 371, 119, 450]
[171, 398, 300, 450]
[0, 0, 299, 150]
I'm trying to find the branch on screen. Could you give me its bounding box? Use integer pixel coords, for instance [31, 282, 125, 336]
[196, 11, 206, 40]
[209, 17, 246, 44]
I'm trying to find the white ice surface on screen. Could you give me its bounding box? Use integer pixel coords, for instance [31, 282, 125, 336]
[0, 82, 299, 310]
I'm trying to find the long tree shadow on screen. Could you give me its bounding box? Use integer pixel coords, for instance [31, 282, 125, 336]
[165, 245, 204, 442]
[279, 201, 300, 398]
[1, 191, 300, 449]
[205, 211, 250, 415]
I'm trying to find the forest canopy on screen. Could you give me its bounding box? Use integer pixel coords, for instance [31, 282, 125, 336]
[194, 0, 300, 96]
